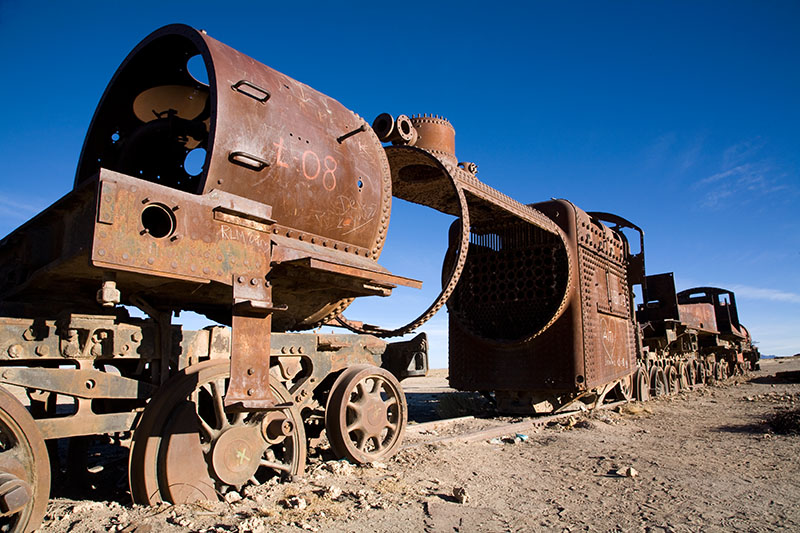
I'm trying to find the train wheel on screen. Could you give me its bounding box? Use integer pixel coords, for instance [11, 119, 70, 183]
[695, 361, 706, 385]
[650, 368, 668, 397]
[0, 386, 51, 533]
[615, 374, 633, 401]
[666, 365, 680, 394]
[678, 363, 690, 389]
[685, 362, 696, 387]
[325, 365, 407, 464]
[715, 361, 726, 381]
[634, 368, 650, 402]
[129, 360, 305, 504]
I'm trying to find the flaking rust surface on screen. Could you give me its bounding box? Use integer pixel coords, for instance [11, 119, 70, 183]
[42, 357, 800, 532]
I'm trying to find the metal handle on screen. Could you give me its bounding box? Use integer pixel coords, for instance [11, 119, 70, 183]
[229, 151, 270, 171]
[231, 80, 270, 103]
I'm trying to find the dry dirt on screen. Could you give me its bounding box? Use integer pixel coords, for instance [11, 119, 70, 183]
[39, 357, 800, 532]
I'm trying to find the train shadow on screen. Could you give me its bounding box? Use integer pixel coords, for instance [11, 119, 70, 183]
[48, 436, 132, 504]
[711, 421, 770, 435]
[405, 391, 494, 423]
[748, 375, 790, 385]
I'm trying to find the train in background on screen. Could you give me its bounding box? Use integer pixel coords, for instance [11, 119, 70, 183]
[0, 23, 759, 532]
[443, 191, 760, 414]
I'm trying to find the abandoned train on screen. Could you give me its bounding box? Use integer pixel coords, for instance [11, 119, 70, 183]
[0, 24, 758, 532]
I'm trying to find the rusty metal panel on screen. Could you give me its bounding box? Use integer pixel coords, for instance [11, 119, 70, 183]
[677, 303, 718, 333]
[92, 169, 272, 286]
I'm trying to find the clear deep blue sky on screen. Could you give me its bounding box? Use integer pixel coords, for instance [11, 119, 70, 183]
[1, 1, 797, 366]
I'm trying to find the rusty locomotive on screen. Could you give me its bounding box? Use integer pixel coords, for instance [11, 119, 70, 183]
[0, 24, 758, 532]
[444, 199, 760, 412]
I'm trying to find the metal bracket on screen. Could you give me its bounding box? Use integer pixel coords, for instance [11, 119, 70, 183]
[224, 273, 280, 411]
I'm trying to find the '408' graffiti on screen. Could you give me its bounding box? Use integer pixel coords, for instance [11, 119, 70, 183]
[273, 137, 338, 191]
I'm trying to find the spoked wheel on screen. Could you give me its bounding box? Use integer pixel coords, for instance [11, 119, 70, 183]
[615, 373, 634, 401]
[682, 362, 694, 388]
[633, 367, 650, 402]
[325, 365, 407, 464]
[715, 361, 727, 381]
[706, 362, 716, 383]
[129, 360, 305, 504]
[695, 361, 706, 385]
[666, 365, 680, 394]
[0, 386, 50, 533]
[650, 368, 668, 398]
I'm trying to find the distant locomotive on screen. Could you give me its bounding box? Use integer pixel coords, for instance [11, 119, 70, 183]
[636, 273, 760, 397]
[0, 23, 759, 533]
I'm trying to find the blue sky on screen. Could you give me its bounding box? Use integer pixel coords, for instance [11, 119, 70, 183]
[0, 1, 797, 366]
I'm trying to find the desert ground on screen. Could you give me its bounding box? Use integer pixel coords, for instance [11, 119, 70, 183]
[39, 356, 800, 532]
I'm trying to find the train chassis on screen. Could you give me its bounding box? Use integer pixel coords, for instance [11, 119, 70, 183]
[0, 310, 427, 530]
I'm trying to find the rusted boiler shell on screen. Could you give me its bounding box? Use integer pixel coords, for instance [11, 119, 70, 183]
[73, 24, 396, 329]
[448, 200, 636, 396]
[77, 24, 390, 256]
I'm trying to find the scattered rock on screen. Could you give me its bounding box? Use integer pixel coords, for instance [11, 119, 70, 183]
[321, 460, 356, 476]
[224, 490, 242, 503]
[239, 517, 269, 533]
[281, 495, 308, 510]
[323, 485, 343, 500]
[615, 466, 639, 478]
[453, 486, 470, 504]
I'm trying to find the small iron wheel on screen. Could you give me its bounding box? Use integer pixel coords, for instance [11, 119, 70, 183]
[634, 367, 650, 402]
[325, 365, 407, 464]
[0, 386, 51, 533]
[614, 373, 634, 401]
[681, 362, 694, 389]
[715, 361, 727, 381]
[693, 361, 703, 385]
[650, 367, 668, 397]
[129, 360, 305, 504]
[666, 365, 680, 394]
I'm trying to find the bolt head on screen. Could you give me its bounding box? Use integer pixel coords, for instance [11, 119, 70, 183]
[7, 345, 22, 358]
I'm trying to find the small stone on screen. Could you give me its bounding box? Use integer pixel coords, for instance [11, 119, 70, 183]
[453, 486, 469, 504]
[281, 495, 307, 510]
[224, 491, 242, 503]
[615, 466, 639, 478]
[370, 461, 388, 469]
[323, 460, 356, 476]
[239, 517, 269, 533]
[489, 438, 503, 445]
[323, 485, 342, 500]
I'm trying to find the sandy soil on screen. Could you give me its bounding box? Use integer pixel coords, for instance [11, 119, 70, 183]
[39, 357, 800, 532]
